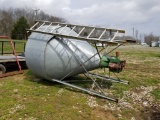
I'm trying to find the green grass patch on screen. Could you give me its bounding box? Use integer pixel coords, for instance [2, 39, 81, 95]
[151, 89, 160, 100]
[0, 45, 160, 119]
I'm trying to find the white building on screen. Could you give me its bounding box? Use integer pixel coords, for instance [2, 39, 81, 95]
[151, 41, 160, 47]
[158, 41, 160, 47]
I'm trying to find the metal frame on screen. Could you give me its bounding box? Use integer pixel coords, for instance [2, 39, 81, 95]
[0, 40, 26, 55]
[30, 20, 125, 33]
[51, 79, 118, 102]
[51, 42, 128, 102]
[0, 36, 23, 78]
[27, 21, 125, 45]
[27, 21, 128, 102]
[50, 44, 129, 102]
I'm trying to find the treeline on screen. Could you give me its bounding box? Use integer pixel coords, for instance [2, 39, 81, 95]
[144, 33, 159, 45]
[0, 7, 66, 39]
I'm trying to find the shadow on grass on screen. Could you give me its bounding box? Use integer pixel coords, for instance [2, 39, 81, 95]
[24, 70, 113, 98]
[141, 105, 160, 120]
[5, 63, 27, 73]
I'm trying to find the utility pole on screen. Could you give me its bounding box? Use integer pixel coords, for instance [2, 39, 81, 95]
[135, 30, 138, 40]
[34, 9, 39, 21]
[135, 29, 138, 43]
[133, 27, 134, 38]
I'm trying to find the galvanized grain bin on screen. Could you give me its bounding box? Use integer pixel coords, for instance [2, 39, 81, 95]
[25, 25, 100, 80]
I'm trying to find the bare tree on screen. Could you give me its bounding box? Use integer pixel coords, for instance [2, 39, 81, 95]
[144, 33, 155, 45]
[0, 9, 14, 35]
[38, 10, 67, 23]
[0, 7, 67, 37]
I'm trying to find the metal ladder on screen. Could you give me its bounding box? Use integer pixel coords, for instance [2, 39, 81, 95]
[27, 20, 125, 45]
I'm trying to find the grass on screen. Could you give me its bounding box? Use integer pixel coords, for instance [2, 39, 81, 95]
[0, 72, 95, 120]
[151, 89, 160, 100]
[0, 45, 160, 120]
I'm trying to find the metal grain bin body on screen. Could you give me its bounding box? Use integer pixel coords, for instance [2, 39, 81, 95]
[25, 26, 100, 80]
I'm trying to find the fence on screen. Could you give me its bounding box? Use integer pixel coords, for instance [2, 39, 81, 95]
[0, 40, 26, 55]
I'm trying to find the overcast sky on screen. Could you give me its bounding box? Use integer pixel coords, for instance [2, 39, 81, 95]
[0, 0, 160, 36]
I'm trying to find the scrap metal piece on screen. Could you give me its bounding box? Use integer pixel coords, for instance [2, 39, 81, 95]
[52, 79, 118, 102]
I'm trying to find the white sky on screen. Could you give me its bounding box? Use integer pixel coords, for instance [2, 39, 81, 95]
[0, 0, 160, 36]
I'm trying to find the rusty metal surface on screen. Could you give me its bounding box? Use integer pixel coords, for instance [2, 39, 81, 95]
[108, 60, 126, 71]
[0, 71, 23, 78]
[0, 36, 24, 77]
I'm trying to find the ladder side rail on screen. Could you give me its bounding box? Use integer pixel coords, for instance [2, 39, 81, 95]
[50, 22, 73, 28]
[27, 29, 118, 45]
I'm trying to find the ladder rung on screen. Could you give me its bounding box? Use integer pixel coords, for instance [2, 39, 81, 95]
[27, 29, 118, 45]
[50, 24, 60, 33]
[67, 26, 76, 35]
[87, 28, 95, 38]
[30, 22, 39, 30]
[76, 27, 85, 37]
[110, 31, 119, 42]
[98, 29, 106, 40]
[42, 23, 53, 32]
[58, 25, 68, 34]
[36, 22, 46, 30]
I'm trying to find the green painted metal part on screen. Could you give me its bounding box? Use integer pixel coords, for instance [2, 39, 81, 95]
[100, 55, 123, 73]
[109, 56, 121, 64]
[100, 56, 109, 67]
